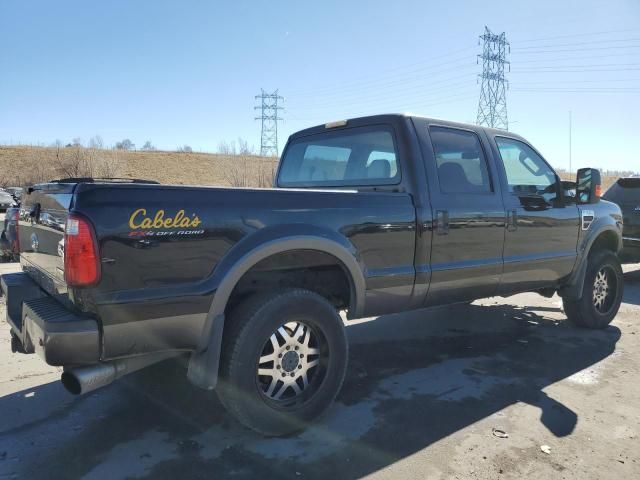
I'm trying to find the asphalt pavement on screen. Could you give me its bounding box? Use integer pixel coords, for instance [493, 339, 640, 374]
[0, 262, 639, 480]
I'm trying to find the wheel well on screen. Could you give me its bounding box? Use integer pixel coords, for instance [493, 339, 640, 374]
[226, 249, 352, 314]
[589, 230, 619, 257]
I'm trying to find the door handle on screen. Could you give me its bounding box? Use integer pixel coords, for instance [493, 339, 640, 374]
[507, 209, 517, 232]
[436, 210, 449, 235]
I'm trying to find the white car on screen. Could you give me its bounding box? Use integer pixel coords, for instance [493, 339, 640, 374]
[0, 191, 17, 211]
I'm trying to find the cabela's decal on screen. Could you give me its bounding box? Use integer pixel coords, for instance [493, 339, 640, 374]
[128, 209, 204, 237]
[129, 209, 202, 230]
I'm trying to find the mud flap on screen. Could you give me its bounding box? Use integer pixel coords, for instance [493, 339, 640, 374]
[558, 256, 588, 300]
[186, 313, 225, 390]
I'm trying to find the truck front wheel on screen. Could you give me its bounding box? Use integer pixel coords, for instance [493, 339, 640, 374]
[563, 250, 624, 329]
[217, 289, 348, 436]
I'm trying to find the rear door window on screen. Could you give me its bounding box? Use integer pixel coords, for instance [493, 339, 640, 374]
[429, 126, 492, 194]
[278, 127, 400, 187]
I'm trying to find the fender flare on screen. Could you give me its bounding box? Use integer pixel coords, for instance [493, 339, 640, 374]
[559, 224, 621, 299]
[187, 235, 366, 389]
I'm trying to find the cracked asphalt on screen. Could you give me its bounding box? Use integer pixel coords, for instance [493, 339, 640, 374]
[0, 262, 639, 479]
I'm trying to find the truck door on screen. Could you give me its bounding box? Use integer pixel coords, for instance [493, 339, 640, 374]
[488, 135, 580, 294]
[417, 123, 506, 305]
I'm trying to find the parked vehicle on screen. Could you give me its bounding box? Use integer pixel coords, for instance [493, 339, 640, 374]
[0, 207, 20, 262]
[1, 114, 624, 435]
[0, 191, 16, 212]
[603, 177, 640, 263]
[4, 187, 23, 203]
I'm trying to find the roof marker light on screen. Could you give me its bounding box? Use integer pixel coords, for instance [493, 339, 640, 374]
[325, 120, 347, 129]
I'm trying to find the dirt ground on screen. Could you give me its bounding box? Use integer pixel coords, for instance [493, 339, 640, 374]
[0, 262, 638, 480]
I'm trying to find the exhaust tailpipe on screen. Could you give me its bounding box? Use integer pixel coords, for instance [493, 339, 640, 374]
[61, 352, 178, 395]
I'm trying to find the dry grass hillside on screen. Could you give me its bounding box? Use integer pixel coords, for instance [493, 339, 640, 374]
[0, 146, 278, 188]
[0, 145, 627, 191]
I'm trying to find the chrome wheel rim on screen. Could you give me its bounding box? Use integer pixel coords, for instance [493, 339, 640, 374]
[256, 321, 324, 404]
[592, 266, 615, 314]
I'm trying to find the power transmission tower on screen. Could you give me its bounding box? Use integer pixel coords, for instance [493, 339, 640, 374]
[254, 89, 284, 156]
[476, 26, 510, 130]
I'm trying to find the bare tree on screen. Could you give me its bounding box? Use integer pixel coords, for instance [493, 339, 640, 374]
[95, 151, 121, 178]
[257, 162, 276, 188]
[115, 139, 135, 150]
[56, 145, 94, 178]
[24, 162, 50, 186]
[217, 138, 254, 155]
[88, 135, 104, 149]
[237, 138, 254, 155]
[223, 156, 250, 187]
[72, 137, 82, 147]
[217, 140, 236, 155]
[141, 141, 155, 151]
[177, 145, 193, 153]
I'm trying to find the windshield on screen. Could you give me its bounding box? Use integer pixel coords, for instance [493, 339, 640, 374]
[277, 126, 400, 187]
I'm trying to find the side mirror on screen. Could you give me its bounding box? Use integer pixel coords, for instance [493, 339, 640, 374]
[576, 168, 602, 204]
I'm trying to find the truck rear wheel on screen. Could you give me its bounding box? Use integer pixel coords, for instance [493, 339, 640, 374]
[563, 250, 624, 329]
[217, 289, 348, 436]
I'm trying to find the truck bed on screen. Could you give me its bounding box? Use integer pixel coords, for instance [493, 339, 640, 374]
[20, 181, 417, 359]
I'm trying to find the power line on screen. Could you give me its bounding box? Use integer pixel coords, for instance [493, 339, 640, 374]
[286, 56, 476, 98]
[512, 27, 640, 44]
[285, 46, 476, 96]
[512, 67, 640, 73]
[288, 92, 479, 125]
[513, 62, 640, 70]
[293, 54, 640, 104]
[513, 38, 640, 49]
[512, 88, 640, 93]
[288, 76, 476, 109]
[254, 89, 284, 157]
[477, 26, 510, 130]
[286, 27, 640, 129]
[515, 78, 640, 84]
[290, 38, 638, 104]
[290, 87, 478, 114]
[512, 52, 640, 63]
[509, 45, 640, 54]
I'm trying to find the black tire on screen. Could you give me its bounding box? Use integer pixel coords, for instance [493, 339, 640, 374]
[217, 289, 348, 436]
[563, 250, 624, 329]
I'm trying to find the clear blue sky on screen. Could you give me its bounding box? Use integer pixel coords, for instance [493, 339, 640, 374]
[1, 0, 638, 172]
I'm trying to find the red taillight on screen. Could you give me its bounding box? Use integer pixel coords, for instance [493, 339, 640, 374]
[64, 214, 101, 287]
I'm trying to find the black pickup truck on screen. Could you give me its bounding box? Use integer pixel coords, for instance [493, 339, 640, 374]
[1, 114, 624, 435]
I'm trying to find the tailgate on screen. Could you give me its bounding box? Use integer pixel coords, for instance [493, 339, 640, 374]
[19, 183, 74, 295]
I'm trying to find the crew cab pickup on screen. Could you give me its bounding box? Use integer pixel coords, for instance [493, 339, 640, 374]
[1, 114, 624, 435]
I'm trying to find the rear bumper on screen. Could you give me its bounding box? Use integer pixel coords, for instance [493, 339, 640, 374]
[1, 272, 100, 365]
[621, 236, 640, 263]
